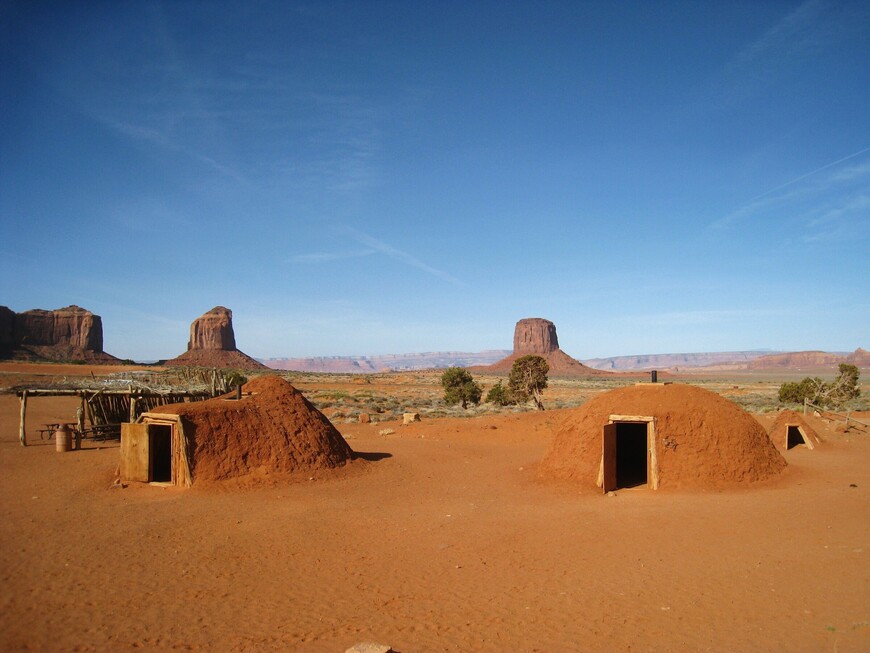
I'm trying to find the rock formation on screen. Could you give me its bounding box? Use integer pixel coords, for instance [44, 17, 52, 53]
[187, 306, 236, 351]
[164, 307, 266, 370]
[476, 318, 608, 376]
[846, 348, 870, 366]
[513, 317, 559, 355]
[747, 350, 866, 370]
[0, 305, 119, 362]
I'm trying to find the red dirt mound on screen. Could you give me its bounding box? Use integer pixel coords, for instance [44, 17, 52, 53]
[163, 348, 267, 370]
[480, 348, 609, 376]
[154, 376, 353, 483]
[540, 383, 786, 491]
[769, 410, 822, 450]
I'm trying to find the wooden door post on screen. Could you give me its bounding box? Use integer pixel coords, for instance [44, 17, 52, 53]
[19, 390, 27, 447]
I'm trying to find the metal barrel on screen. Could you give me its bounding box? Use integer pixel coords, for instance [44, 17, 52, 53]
[55, 425, 72, 452]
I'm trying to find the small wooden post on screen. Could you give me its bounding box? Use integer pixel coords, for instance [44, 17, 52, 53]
[19, 390, 27, 447]
[80, 394, 87, 429]
[129, 396, 137, 423]
[76, 405, 84, 450]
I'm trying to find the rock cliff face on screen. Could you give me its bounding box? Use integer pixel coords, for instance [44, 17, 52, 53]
[513, 318, 559, 355]
[749, 350, 847, 369]
[188, 306, 237, 351]
[846, 348, 870, 366]
[476, 318, 609, 376]
[0, 305, 118, 362]
[165, 307, 266, 370]
[0, 306, 14, 349]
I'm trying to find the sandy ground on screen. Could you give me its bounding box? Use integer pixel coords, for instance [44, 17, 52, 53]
[1, 368, 868, 652]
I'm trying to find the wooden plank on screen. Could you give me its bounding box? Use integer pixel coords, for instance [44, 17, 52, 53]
[602, 423, 618, 493]
[120, 423, 151, 482]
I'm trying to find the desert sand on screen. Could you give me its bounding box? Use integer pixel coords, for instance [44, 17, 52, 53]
[1, 364, 868, 652]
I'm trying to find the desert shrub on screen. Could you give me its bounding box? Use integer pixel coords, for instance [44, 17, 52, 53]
[485, 381, 513, 406]
[779, 365, 861, 408]
[778, 377, 823, 404]
[508, 355, 549, 410]
[441, 367, 482, 409]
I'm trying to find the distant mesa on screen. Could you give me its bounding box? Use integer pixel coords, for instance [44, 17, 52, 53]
[582, 350, 778, 372]
[0, 305, 119, 363]
[264, 350, 511, 373]
[163, 307, 266, 370]
[476, 318, 609, 376]
[747, 349, 869, 370]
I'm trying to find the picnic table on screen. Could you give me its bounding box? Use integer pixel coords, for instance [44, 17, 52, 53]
[84, 423, 121, 441]
[38, 422, 120, 442]
[38, 422, 77, 441]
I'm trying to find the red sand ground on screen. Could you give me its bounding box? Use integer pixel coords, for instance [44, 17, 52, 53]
[0, 366, 868, 652]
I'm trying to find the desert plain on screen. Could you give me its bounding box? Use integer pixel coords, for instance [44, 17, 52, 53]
[1, 363, 868, 652]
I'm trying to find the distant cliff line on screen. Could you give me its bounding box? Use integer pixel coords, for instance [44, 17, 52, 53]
[262, 349, 836, 373]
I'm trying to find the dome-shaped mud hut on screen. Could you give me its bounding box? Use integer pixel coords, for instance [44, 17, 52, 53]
[539, 383, 786, 492]
[120, 376, 354, 486]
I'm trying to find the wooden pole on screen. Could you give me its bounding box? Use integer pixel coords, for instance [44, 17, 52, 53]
[80, 394, 87, 429]
[19, 390, 27, 447]
[129, 396, 137, 423]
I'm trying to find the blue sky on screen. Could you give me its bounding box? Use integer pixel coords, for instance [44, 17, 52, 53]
[1, 1, 868, 361]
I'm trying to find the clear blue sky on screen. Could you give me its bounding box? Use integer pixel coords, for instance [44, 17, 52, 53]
[2, 1, 868, 361]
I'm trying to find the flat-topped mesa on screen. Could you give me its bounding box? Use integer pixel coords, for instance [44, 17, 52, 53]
[188, 306, 237, 351]
[0, 305, 118, 362]
[514, 318, 559, 355]
[17, 305, 104, 350]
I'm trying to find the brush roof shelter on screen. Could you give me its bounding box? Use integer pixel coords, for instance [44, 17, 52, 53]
[540, 383, 787, 492]
[120, 376, 354, 487]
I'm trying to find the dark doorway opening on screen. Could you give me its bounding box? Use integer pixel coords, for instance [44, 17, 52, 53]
[787, 425, 805, 449]
[616, 422, 648, 488]
[149, 424, 172, 483]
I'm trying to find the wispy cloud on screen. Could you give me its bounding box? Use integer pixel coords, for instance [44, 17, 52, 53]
[729, 0, 825, 70]
[642, 308, 784, 328]
[287, 250, 375, 263]
[712, 0, 848, 107]
[105, 117, 249, 184]
[339, 226, 466, 286]
[711, 146, 870, 230]
[802, 194, 870, 242]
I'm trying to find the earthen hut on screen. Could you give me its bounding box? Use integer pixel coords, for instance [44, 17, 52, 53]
[769, 410, 822, 450]
[120, 376, 353, 486]
[539, 383, 786, 492]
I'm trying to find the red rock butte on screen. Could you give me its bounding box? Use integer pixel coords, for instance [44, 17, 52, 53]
[0, 305, 119, 363]
[478, 318, 608, 376]
[164, 307, 266, 370]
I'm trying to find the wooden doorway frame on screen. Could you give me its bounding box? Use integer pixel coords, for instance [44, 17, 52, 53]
[599, 415, 660, 492]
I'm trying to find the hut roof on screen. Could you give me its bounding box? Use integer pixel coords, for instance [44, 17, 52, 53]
[152, 375, 353, 483]
[769, 409, 822, 449]
[540, 383, 786, 490]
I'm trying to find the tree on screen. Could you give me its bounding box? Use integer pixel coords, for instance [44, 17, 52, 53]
[441, 367, 482, 409]
[485, 380, 513, 406]
[508, 355, 549, 410]
[778, 364, 860, 408]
